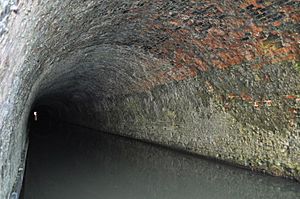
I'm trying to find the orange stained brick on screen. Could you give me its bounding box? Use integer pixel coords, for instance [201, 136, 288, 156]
[205, 81, 214, 92]
[224, 103, 231, 111]
[194, 58, 208, 72]
[254, 101, 261, 108]
[218, 50, 244, 67]
[264, 100, 272, 106]
[189, 67, 198, 77]
[186, 67, 198, 78]
[175, 49, 192, 61]
[240, 0, 264, 9]
[282, 5, 296, 12]
[152, 23, 163, 30]
[215, 4, 224, 13]
[232, 51, 244, 65]
[228, 93, 238, 99]
[223, 18, 245, 29]
[173, 75, 185, 81]
[169, 20, 181, 26]
[291, 13, 300, 22]
[273, 21, 282, 27]
[288, 108, 298, 114]
[174, 49, 185, 67]
[241, 94, 253, 101]
[227, 31, 245, 41]
[209, 27, 226, 36]
[270, 30, 279, 35]
[212, 59, 226, 69]
[249, 24, 263, 38]
[202, 35, 223, 49]
[252, 62, 265, 69]
[177, 28, 190, 35]
[273, 46, 294, 55]
[244, 50, 255, 61]
[270, 54, 298, 64]
[285, 95, 297, 99]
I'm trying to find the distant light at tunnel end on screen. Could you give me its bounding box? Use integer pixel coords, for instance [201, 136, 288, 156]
[33, 111, 38, 121]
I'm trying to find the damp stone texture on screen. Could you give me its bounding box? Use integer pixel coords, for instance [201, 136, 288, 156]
[0, 0, 299, 198]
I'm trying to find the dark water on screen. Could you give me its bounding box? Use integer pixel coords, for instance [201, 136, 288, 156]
[22, 123, 300, 199]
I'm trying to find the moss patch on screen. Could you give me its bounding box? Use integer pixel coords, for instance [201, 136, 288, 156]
[294, 61, 300, 74]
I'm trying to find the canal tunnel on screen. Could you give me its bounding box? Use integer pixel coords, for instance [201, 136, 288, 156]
[0, 0, 299, 198]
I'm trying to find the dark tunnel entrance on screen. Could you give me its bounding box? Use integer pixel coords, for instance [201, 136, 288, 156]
[27, 105, 58, 138]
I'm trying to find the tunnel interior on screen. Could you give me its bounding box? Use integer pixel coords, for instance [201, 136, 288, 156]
[25, 45, 150, 135]
[25, 44, 169, 133]
[21, 112, 300, 199]
[0, 0, 300, 198]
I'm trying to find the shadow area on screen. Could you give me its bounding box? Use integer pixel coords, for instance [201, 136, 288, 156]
[21, 120, 300, 199]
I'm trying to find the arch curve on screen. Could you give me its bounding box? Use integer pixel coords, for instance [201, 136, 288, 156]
[0, 0, 299, 198]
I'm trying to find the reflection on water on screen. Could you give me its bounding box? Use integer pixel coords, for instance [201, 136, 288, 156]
[22, 123, 300, 199]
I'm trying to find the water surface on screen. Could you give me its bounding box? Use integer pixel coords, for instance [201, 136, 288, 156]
[22, 123, 300, 199]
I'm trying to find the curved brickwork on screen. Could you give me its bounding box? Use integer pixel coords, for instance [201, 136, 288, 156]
[0, 0, 299, 198]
